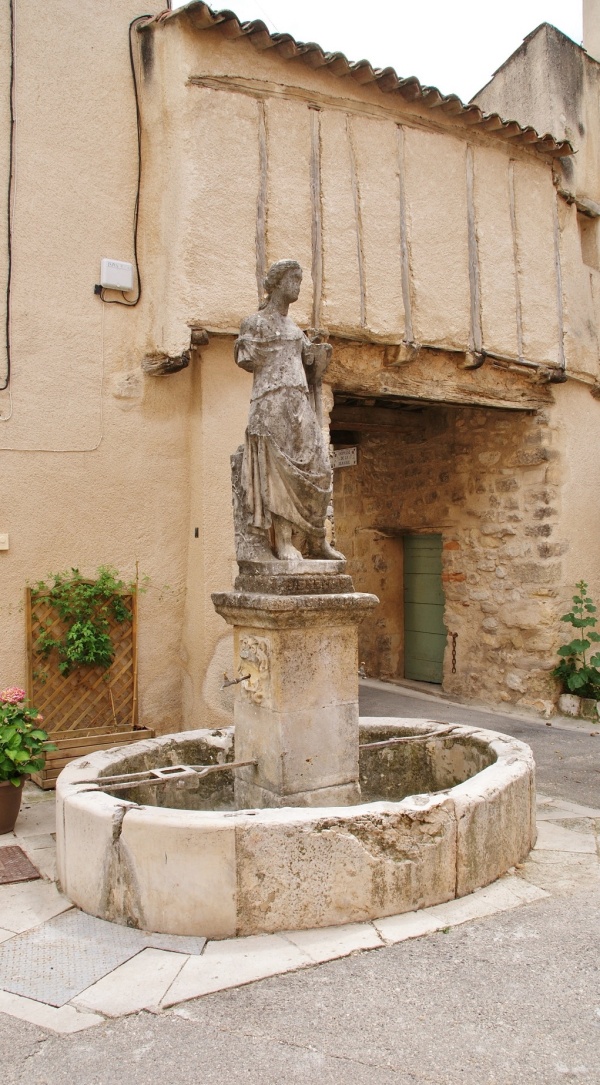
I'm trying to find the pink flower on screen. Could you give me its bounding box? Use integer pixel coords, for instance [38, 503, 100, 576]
[0, 687, 26, 705]
[35, 714, 44, 723]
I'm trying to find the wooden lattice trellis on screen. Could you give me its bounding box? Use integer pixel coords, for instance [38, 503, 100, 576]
[26, 587, 152, 788]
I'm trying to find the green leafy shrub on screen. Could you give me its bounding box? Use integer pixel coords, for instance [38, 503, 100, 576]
[552, 581, 600, 699]
[0, 687, 56, 785]
[32, 567, 133, 677]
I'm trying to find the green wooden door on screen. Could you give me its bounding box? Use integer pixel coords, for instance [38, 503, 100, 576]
[404, 534, 446, 684]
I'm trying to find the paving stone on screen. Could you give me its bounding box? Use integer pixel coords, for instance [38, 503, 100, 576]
[161, 934, 312, 1006]
[21, 846, 56, 883]
[18, 834, 55, 850]
[0, 910, 145, 1007]
[73, 948, 188, 1017]
[141, 932, 207, 955]
[534, 821, 597, 853]
[14, 800, 57, 838]
[0, 879, 71, 933]
[536, 800, 600, 820]
[281, 922, 384, 962]
[0, 910, 206, 1008]
[0, 989, 103, 1034]
[520, 849, 600, 896]
[374, 876, 548, 943]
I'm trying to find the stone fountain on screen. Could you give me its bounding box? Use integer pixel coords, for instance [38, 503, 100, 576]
[56, 260, 536, 939]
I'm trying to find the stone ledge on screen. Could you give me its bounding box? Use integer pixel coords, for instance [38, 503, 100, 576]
[212, 590, 379, 628]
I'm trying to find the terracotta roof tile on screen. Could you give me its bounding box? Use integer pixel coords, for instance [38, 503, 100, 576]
[144, 2, 573, 157]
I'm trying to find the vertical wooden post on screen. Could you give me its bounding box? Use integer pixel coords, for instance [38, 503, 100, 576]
[466, 144, 483, 355]
[25, 587, 33, 703]
[396, 125, 414, 343]
[508, 159, 525, 363]
[255, 98, 268, 301]
[309, 105, 323, 330]
[346, 113, 367, 328]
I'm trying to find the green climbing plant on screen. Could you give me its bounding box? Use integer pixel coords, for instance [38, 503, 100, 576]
[552, 580, 600, 699]
[32, 567, 133, 677]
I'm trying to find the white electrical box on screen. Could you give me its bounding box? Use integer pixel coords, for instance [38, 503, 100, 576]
[100, 258, 134, 291]
[0, 534, 8, 551]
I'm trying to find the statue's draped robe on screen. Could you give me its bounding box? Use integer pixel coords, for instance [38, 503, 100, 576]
[235, 322, 332, 538]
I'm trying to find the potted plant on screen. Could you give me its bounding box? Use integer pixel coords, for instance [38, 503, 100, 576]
[0, 687, 55, 834]
[552, 581, 600, 719]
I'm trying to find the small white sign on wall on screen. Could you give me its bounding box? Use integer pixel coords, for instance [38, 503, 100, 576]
[332, 446, 358, 469]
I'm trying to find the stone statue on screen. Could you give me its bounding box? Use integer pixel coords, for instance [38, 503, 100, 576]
[233, 259, 343, 562]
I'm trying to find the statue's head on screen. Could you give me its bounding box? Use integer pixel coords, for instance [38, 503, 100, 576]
[260, 260, 302, 307]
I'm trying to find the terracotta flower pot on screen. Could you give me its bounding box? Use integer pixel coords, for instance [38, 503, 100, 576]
[0, 778, 25, 834]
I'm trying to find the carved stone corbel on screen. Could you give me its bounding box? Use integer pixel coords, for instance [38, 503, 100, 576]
[190, 327, 210, 349]
[531, 366, 567, 385]
[382, 340, 421, 367]
[141, 352, 190, 376]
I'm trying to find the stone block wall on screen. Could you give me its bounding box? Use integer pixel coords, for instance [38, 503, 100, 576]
[332, 403, 565, 713]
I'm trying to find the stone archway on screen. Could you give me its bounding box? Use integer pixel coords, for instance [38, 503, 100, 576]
[330, 394, 562, 712]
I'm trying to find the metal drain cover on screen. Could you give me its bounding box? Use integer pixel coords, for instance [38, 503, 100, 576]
[0, 846, 41, 885]
[0, 909, 206, 1007]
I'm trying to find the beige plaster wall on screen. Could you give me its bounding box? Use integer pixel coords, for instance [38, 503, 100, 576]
[144, 18, 576, 371]
[553, 379, 600, 604]
[0, 1, 197, 735]
[181, 338, 250, 727]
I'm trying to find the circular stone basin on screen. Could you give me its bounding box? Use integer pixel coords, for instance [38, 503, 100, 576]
[56, 718, 535, 939]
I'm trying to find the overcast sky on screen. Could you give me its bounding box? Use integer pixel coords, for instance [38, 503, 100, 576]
[172, 1, 583, 102]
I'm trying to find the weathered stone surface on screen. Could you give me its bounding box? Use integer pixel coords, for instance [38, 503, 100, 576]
[235, 779, 362, 810]
[238, 559, 346, 577]
[231, 447, 275, 562]
[234, 557, 353, 595]
[452, 734, 536, 896]
[120, 809, 237, 939]
[234, 699, 360, 798]
[331, 400, 565, 710]
[234, 796, 457, 935]
[233, 260, 341, 562]
[358, 717, 495, 801]
[56, 720, 536, 937]
[217, 594, 375, 805]
[558, 693, 581, 716]
[212, 590, 378, 627]
[56, 790, 131, 918]
[234, 572, 354, 594]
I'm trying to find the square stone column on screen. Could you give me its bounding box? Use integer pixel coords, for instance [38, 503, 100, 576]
[212, 589, 378, 808]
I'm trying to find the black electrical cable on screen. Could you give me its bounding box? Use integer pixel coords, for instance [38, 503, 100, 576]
[2, 0, 15, 391]
[99, 14, 152, 306]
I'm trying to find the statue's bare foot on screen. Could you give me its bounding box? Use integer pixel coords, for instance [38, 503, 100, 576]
[273, 517, 303, 561]
[275, 540, 304, 560]
[307, 537, 345, 561]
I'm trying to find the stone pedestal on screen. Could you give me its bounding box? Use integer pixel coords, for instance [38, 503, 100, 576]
[212, 585, 378, 808]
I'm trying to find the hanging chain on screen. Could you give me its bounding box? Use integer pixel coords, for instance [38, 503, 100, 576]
[449, 632, 458, 674]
